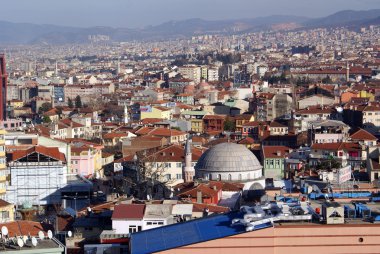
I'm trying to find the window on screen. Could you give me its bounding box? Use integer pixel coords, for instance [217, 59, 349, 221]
[217, 174, 222, 181]
[129, 226, 138, 233]
[176, 162, 182, 167]
[176, 174, 182, 179]
[209, 174, 212, 180]
[0, 211, 9, 220]
[165, 174, 171, 181]
[228, 174, 232, 181]
[238, 174, 242, 181]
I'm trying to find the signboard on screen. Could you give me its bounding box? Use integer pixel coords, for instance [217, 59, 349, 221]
[140, 106, 152, 113]
[336, 165, 352, 184]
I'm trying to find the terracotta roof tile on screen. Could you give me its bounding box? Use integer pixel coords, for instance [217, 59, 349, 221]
[112, 204, 146, 220]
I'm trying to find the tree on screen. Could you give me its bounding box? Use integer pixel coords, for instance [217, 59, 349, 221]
[42, 115, 52, 123]
[68, 98, 74, 108]
[224, 119, 236, 132]
[75, 95, 82, 108]
[38, 102, 52, 114]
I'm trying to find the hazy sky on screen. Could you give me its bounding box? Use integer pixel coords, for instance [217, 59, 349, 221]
[2, 0, 380, 28]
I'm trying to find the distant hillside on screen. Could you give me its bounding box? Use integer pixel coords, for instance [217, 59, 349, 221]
[0, 9, 379, 45]
[304, 9, 380, 28]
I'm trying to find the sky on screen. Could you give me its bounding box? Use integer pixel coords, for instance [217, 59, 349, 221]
[2, 0, 380, 28]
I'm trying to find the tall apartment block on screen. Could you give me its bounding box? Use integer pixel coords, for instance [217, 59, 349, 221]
[0, 55, 7, 121]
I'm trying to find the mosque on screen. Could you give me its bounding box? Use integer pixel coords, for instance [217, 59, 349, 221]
[183, 140, 265, 191]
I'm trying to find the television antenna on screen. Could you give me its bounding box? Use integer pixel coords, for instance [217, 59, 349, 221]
[47, 230, 53, 239]
[38, 231, 44, 240]
[17, 238, 24, 248]
[31, 237, 38, 247]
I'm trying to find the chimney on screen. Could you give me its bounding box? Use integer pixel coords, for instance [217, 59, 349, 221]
[277, 150, 281, 156]
[213, 185, 217, 191]
[197, 190, 202, 204]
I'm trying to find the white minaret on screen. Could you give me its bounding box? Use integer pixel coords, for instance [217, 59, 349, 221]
[124, 105, 129, 124]
[183, 136, 194, 182]
[55, 61, 58, 76]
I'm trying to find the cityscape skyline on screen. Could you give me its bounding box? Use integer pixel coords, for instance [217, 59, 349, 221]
[1, 0, 380, 28]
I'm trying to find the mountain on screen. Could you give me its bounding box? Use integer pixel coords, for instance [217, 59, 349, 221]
[304, 9, 380, 28]
[0, 9, 379, 45]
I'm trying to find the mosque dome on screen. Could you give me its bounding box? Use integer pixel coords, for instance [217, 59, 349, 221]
[195, 143, 262, 181]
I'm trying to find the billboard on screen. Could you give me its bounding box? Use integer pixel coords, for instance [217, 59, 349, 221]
[140, 106, 152, 113]
[336, 165, 352, 184]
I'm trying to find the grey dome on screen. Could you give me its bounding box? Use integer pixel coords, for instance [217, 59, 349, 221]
[195, 143, 262, 173]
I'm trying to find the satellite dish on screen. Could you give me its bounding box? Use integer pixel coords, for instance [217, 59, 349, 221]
[87, 207, 92, 213]
[1, 226, 8, 236]
[67, 231, 72, 237]
[31, 237, 38, 247]
[22, 235, 28, 243]
[47, 230, 53, 239]
[17, 238, 24, 248]
[95, 172, 100, 179]
[38, 231, 44, 240]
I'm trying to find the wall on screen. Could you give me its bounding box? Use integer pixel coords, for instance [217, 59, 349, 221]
[112, 219, 143, 234]
[159, 224, 380, 254]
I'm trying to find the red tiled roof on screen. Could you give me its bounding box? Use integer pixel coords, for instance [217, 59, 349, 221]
[237, 137, 255, 144]
[191, 203, 230, 213]
[0, 221, 54, 236]
[10, 146, 66, 162]
[350, 128, 378, 141]
[148, 127, 186, 137]
[262, 146, 291, 158]
[269, 121, 288, 128]
[311, 142, 361, 151]
[112, 204, 145, 220]
[103, 132, 128, 139]
[203, 115, 226, 120]
[0, 199, 11, 207]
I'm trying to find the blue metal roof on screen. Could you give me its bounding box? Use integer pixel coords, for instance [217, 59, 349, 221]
[130, 211, 246, 254]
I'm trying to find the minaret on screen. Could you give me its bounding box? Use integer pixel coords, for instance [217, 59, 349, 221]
[55, 61, 58, 76]
[183, 136, 194, 182]
[346, 62, 350, 82]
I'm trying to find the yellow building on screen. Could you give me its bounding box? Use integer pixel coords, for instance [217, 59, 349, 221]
[0, 199, 15, 223]
[359, 90, 375, 101]
[8, 99, 24, 108]
[191, 119, 203, 133]
[0, 129, 6, 199]
[140, 106, 171, 120]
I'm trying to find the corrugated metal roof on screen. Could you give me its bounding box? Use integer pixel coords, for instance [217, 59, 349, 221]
[129, 211, 246, 254]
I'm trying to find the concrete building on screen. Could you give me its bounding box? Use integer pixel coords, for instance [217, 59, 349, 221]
[0, 129, 6, 199]
[178, 65, 201, 83]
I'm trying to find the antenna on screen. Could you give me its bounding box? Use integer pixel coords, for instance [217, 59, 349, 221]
[67, 231, 72, 237]
[17, 238, 24, 248]
[47, 230, 53, 239]
[31, 237, 38, 247]
[38, 231, 44, 240]
[1, 226, 8, 236]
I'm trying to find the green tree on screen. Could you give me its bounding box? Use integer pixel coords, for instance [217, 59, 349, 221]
[42, 115, 52, 123]
[38, 102, 52, 114]
[75, 95, 82, 108]
[223, 119, 236, 132]
[68, 98, 74, 108]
